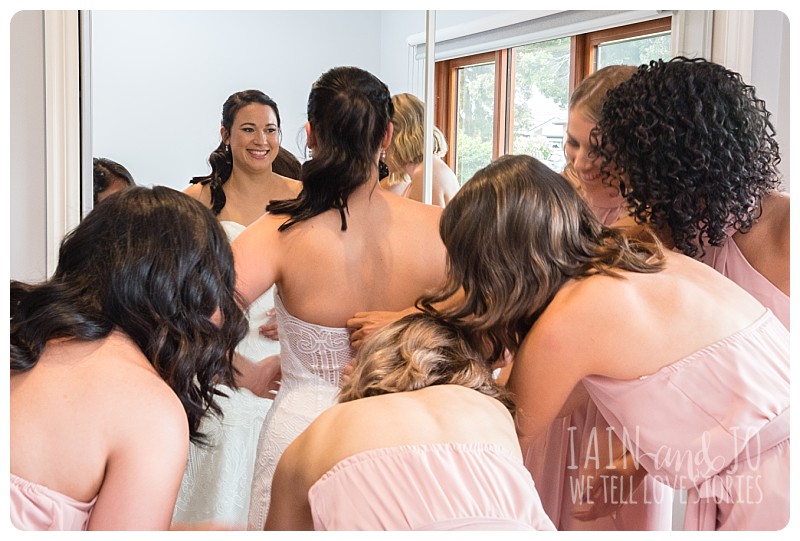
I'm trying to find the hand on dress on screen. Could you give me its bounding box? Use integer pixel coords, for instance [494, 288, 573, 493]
[347, 308, 416, 349]
[234, 353, 282, 399]
[573, 449, 647, 522]
[258, 309, 279, 341]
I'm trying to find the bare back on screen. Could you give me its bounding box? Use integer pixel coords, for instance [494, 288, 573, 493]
[233, 182, 446, 327]
[408, 155, 460, 207]
[10, 332, 189, 529]
[284, 385, 519, 495]
[510, 250, 768, 440]
[184, 173, 301, 227]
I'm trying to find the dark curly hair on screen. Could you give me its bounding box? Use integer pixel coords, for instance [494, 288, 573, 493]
[10, 186, 248, 445]
[267, 66, 394, 231]
[594, 56, 782, 257]
[421, 154, 664, 362]
[190, 89, 281, 215]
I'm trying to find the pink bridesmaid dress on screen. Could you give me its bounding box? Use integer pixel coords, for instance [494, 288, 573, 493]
[695, 232, 789, 330]
[527, 186, 674, 531]
[307, 442, 556, 531]
[10, 473, 96, 530]
[582, 310, 789, 531]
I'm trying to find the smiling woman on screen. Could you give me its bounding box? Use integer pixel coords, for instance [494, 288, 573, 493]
[184, 89, 301, 224]
[174, 89, 302, 530]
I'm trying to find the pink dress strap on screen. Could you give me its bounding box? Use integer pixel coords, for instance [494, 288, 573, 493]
[10, 473, 96, 530]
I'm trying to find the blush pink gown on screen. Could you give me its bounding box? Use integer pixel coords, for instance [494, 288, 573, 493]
[527, 186, 674, 531]
[582, 310, 789, 531]
[10, 473, 96, 530]
[695, 233, 789, 330]
[307, 442, 556, 531]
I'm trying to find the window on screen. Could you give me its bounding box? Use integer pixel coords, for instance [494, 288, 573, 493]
[435, 17, 673, 184]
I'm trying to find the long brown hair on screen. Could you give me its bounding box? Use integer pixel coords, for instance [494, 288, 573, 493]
[421, 154, 664, 361]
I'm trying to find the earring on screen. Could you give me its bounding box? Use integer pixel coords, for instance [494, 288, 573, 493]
[225, 144, 230, 152]
[380, 149, 386, 160]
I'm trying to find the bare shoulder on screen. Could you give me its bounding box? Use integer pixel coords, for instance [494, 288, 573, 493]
[274, 173, 303, 199]
[98, 334, 186, 426]
[732, 190, 790, 294]
[432, 156, 459, 187]
[183, 182, 210, 207]
[108, 361, 188, 463]
[531, 275, 631, 354]
[763, 190, 790, 237]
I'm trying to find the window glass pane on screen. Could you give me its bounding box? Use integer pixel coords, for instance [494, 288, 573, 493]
[510, 37, 571, 173]
[455, 62, 495, 184]
[596, 32, 672, 69]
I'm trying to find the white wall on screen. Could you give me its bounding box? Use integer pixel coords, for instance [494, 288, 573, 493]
[91, 10, 394, 191]
[91, 10, 541, 192]
[751, 10, 790, 190]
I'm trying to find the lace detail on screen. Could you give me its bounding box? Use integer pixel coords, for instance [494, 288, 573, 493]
[172, 387, 271, 529]
[172, 221, 280, 529]
[247, 292, 354, 530]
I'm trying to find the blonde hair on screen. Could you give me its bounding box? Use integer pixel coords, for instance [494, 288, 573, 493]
[564, 65, 636, 199]
[384, 93, 448, 186]
[569, 65, 637, 123]
[339, 312, 515, 413]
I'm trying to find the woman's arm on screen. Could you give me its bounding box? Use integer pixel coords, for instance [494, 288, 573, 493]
[87, 391, 189, 530]
[506, 309, 596, 444]
[230, 213, 282, 307]
[346, 289, 465, 349]
[265, 443, 315, 530]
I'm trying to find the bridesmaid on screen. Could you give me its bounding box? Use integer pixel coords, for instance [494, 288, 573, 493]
[424, 154, 789, 531]
[595, 56, 789, 329]
[266, 313, 556, 531]
[526, 64, 674, 531]
[11, 187, 248, 530]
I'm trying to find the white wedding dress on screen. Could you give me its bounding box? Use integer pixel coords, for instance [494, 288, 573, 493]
[171, 221, 279, 529]
[247, 291, 355, 530]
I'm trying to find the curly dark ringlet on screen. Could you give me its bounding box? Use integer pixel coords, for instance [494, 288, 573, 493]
[593, 56, 781, 258]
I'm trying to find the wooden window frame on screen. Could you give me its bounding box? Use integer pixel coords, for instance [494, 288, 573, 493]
[435, 17, 672, 171]
[577, 17, 672, 80]
[435, 51, 506, 169]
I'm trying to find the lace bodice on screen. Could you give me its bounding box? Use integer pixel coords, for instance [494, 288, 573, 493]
[274, 292, 353, 389]
[247, 292, 355, 530]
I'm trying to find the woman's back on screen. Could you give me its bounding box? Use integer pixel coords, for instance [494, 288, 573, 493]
[298, 385, 520, 475]
[268, 386, 555, 531]
[10, 331, 189, 529]
[539, 251, 767, 383]
[235, 184, 445, 327]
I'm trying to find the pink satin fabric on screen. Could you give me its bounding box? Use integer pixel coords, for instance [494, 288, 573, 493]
[10, 473, 96, 531]
[583, 311, 790, 530]
[308, 442, 556, 531]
